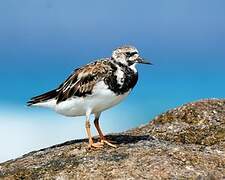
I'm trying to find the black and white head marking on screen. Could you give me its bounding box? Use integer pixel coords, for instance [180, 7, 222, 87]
[112, 45, 152, 67]
[112, 45, 140, 66]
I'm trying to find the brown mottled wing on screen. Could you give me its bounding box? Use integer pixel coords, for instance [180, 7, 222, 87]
[56, 60, 112, 104]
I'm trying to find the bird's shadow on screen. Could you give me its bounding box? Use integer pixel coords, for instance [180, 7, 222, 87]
[106, 134, 153, 145]
[48, 134, 153, 150]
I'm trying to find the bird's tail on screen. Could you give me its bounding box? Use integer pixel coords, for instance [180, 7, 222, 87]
[27, 89, 58, 107]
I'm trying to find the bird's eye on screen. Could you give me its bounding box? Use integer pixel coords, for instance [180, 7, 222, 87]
[126, 52, 137, 57]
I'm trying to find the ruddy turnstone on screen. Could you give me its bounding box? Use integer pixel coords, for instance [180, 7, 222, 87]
[27, 45, 152, 148]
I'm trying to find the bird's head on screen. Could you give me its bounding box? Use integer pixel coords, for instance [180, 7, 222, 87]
[112, 45, 152, 66]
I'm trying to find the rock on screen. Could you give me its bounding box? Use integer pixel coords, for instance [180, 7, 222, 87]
[0, 99, 225, 179]
[140, 98, 225, 146]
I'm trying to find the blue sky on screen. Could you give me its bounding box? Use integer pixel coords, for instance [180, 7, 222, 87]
[0, 0, 225, 162]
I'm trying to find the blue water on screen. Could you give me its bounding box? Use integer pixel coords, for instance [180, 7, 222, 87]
[0, 0, 225, 162]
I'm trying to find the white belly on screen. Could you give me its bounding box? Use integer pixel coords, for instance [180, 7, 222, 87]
[54, 82, 130, 117]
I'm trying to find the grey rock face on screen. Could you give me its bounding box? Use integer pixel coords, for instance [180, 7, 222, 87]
[0, 99, 225, 179]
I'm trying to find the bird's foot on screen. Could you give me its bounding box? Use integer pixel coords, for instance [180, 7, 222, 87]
[88, 142, 104, 149]
[100, 139, 117, 148]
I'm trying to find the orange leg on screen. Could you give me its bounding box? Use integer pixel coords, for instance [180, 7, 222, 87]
[94, 113, 117, 148]
[85, 111, 103, 149]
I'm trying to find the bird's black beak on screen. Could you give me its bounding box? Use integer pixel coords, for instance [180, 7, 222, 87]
[136, 57, 153, 65]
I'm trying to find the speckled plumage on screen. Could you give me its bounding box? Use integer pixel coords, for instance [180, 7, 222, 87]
[27, 46, 145, 110]
[27, 45, 151, 148]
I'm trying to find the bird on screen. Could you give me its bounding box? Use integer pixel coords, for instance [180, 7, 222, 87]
[27, 45, 152, 149]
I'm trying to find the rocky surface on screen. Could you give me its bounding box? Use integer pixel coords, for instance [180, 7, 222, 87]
[0, 99, 225, 179]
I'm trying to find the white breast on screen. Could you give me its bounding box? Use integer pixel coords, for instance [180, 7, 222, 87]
[54, 81, 130, 117]
[115, 65, 124, 86]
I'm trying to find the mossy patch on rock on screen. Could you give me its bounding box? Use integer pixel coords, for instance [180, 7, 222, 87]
[146, 99, 225, 145]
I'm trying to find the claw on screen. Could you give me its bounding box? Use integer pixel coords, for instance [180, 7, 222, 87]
[88, 142, 104, 149]
[101, 139, 117, 148]
[105, 139, 117, 144]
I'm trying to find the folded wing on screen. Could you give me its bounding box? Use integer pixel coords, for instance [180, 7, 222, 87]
[27, 59, 113, 106]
